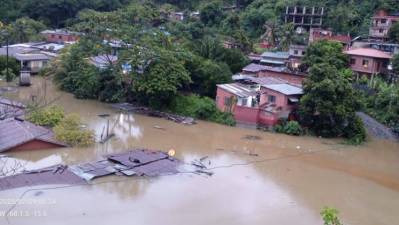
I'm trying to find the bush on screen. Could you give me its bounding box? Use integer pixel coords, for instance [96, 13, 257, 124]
[27, 106, 65, 127]
[168, 94, 236, 126]
[53, 114, 95, 147]
[275, 120, 303, 136]
[320, 207, 343, 225]
[344, 115, 367, 145]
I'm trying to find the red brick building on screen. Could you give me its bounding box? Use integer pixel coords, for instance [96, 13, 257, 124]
[41, 30, 81, 44]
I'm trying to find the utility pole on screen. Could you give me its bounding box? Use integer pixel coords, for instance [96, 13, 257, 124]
[6, 33, 9, 82]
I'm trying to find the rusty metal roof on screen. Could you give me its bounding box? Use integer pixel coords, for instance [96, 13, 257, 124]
[0, 118, 67, 153]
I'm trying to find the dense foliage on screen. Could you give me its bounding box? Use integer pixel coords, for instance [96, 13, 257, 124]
[320, 207, 343, 225]
[54, 114, 95, 147]
[275, 120, 303, 136]
[168, 94, 236, 126]
[0, 56, 19, 82]
[299, 41, 366, 143]
[27, 106, 65, 127]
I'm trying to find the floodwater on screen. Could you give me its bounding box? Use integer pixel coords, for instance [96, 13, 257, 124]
[1, 77, 399, 225]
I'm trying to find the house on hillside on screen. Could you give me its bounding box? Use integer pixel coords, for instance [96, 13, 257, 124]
[309, 28, 351, 49]
[345, 48, 393, 77]
[0, 118, 67, 153]
[369, 10, 399, 41]
[288, 45, 307, 69]
[216, 77, 303, 127]
[260, 51, 290, 67]
[41, 29, 81, 44]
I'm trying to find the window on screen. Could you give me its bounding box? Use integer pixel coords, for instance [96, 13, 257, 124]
[362, 60, 369, 68]
[302, 51, 305, 55]
[381, 19, 387, 24]
[58, 35, 62, 39]
[241, 98, 248, 106]
[379, 29, 384, 33]
[268, 95, 276, 103]
[224, 97, 232, 106]
[294, 50, 299, 55]
[350, 58, 356, 65]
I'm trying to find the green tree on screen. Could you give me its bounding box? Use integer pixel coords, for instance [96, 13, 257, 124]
[299, 41, 365, 143]
[129, 48, 191, 108]
[200, 1, 225, 26]
[8, 17, 46, 43]
[303, 40, 349, 70]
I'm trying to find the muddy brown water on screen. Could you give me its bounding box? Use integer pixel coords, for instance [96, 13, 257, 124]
[0, 77, 399, 225]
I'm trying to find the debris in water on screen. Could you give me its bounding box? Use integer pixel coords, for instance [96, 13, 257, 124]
[242, 135, 262, 141]
[112, 103, 196, 125]
[153, 125, 166, 130]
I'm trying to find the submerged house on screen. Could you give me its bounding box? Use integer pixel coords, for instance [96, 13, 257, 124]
[216, 77, 303, 127]
[344, 48, 392, 77]
[0, 118, 67, 153]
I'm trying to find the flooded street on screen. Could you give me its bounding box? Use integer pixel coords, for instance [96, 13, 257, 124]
[1, 77, 399, 225]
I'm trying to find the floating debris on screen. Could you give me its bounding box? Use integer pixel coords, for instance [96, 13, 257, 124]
[112, 103, 196, 125]
[242, 135, 262, 141]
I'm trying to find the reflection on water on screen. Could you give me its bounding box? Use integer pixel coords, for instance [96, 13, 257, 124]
[1, 77, 399, 225]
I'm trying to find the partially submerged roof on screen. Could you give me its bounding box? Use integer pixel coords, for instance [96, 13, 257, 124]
[0, 118, 67, 153]
[344, 48, 393, 59]
[263, 83, 303, 95]
[217, 83, 257, 98]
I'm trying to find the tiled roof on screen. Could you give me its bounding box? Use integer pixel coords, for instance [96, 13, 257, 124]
[344, 48, 393, 59]
[0, 118, 67, 153]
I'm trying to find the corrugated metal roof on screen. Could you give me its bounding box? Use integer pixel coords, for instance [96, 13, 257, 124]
[0, 118, 67, 153]
[89, 55, 118, 68]
[15, 53, 50, 61]
[242, 63, 269, 72]
[261, 51, 290, 59]
[263, 83, 303, 95]
[217, 83, 257, 98]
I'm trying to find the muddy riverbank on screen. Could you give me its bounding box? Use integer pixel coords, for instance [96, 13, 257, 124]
[1, 77, 399, 225]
